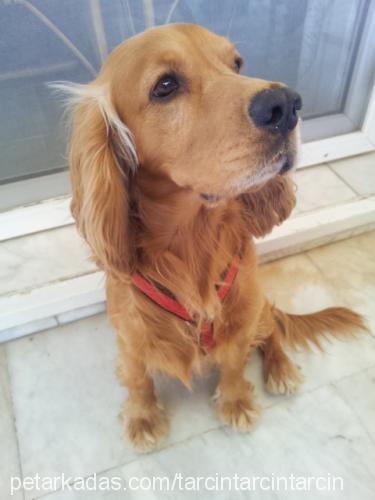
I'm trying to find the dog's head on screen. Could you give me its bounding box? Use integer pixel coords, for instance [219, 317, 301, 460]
[59, 24, 301, 274]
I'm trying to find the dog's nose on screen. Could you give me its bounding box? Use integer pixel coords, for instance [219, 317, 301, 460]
[249, 87, 302, 134]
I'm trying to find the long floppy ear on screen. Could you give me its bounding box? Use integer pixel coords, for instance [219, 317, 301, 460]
[54, 83, 137, 276]
[239, 175, 296, 238]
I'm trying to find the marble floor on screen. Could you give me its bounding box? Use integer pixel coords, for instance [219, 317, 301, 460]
[1, 231, 375, 500]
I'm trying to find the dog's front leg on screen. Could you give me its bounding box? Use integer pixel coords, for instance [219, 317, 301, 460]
[116, 334, 169, 452]
[214, 337, 260, 431]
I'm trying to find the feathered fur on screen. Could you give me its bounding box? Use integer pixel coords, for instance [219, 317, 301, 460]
[273, 306, 367, 351]
[62, 24, 367, 452]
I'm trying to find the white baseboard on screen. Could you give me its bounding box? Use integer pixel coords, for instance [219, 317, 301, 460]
[1, 196, 374, 343]
[0, 196, 73, 242]
[256, 196, 375, 262]
[0, 272, 105, 337]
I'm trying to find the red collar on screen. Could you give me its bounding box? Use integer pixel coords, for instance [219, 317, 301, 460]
[131, 255, 241, 353]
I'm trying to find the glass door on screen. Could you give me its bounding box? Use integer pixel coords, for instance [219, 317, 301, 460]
[0, 0, 374, 210]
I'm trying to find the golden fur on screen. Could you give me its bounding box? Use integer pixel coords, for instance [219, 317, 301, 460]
[61, 24, 366, 451]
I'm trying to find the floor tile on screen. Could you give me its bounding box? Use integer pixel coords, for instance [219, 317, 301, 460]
[5, 314, 224, 498]
[257, 251, 375, 393]
[329, 151, 375, 196]
[334, 367, 375, 443]
[5, 314, 128, 499]
[290, 334, 375, 393]
[293, 165, 357, 214]
[0, 346, 23, 500]
[0, 225, 96, 296]
[46, 385, 375, 500]
[117, 385, 375, 500]
[259, 252, 343, 313]
[307, 231, 375, 287]
[307, 231, 375, 336]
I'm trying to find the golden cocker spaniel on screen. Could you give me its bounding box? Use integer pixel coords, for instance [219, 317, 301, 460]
[57, 24, 365, 451]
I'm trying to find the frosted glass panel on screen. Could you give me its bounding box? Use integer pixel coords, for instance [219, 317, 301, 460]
[0, 0, 373, 188]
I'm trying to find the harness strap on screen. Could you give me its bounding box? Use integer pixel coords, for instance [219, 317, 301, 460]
[131, 272, 191, 322]
[131, 254, 241, 352]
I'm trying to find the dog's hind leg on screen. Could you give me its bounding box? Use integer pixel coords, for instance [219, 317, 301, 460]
[260, 324, 303, 396]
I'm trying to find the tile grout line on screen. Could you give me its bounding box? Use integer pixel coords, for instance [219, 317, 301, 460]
[3, 343, 26, 500]
[326, 163, 362, 197]
[304, 251, 335, 284]
[294, 162, 360, 214]
[330, 380, 375, 450]
[325, 363, 375, 387]
[301, 250, 365, 304]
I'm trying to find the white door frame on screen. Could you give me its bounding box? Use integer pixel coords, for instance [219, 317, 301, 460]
[300, 79, 375, 167]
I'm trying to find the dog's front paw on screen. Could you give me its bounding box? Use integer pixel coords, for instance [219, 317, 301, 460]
[215, 388, 261, 431]
[125, 403, 169, 453]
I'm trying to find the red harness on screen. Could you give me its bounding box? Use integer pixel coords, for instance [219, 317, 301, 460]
[131, 255, 241, 353]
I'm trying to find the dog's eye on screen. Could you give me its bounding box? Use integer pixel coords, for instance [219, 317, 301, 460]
[234, 57, 243, 73]
[152, 74, 179, 99]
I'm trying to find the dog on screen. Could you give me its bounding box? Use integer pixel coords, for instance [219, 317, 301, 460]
[57, 24, 365, 452]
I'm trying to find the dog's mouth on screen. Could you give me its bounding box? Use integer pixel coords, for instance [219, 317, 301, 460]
[200, 151, 294, 206]
[258, 150, 295, 177]
[200, 193, 221, 203]
[278, 154, 293, 175]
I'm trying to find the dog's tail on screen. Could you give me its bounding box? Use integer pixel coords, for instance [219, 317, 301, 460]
[272, 305, 367, 351]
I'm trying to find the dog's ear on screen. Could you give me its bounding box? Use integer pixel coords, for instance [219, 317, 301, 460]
[54, 83, 137, 277]
[239, 175, 296, 237]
